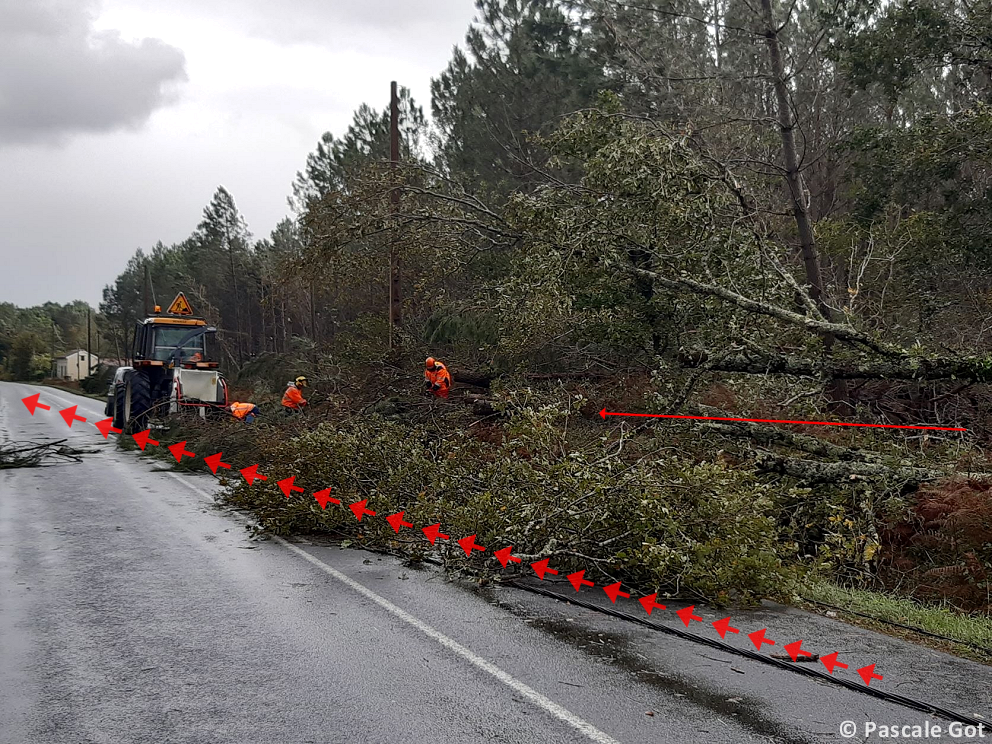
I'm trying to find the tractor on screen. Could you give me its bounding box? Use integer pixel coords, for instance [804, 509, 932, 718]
[106, 292, 229, 433]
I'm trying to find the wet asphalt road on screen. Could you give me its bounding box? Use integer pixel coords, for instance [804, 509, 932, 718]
[1, 382, 989, 744]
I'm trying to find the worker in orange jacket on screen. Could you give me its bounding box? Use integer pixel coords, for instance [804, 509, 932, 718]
[229, 401, 260, 423]
[424, 357, 452, 399]
[282, 376, 309, 415]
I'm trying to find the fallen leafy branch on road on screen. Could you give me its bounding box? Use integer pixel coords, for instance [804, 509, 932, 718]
[0, 438, 89, 469]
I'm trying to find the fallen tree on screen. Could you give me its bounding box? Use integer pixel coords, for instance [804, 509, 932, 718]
[678, 349, 992, 384]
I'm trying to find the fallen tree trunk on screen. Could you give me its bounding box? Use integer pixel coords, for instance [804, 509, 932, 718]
[453, 370, 621, 389]
[452, 372, 492, 388]
[753, 452, 992, 485]
[679, 349, 992, 384]
[685, 404, 883, 462]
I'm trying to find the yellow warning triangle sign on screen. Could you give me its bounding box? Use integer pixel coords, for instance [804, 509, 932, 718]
[167, 292, 194, 316]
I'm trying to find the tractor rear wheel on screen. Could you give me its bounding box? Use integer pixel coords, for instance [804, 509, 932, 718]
[112, 384, 126, 430]
[124, 371, 152, 434]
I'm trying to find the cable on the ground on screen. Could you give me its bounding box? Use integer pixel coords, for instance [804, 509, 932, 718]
[506, 580, 987, 727]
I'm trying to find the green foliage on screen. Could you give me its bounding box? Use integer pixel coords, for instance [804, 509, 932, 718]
[432, 0, 608, 198]
[215, 398, 793, 604]
[9, 332, 44, 380]
[80, 365, 114, 394]
[834, 0, 992, 106]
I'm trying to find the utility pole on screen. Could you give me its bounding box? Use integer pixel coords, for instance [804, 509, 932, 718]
[86, 308, 92, 378]
[388, 80, 402, 348]
[143, 262, 152, 317]
[50, 320, 56, 378]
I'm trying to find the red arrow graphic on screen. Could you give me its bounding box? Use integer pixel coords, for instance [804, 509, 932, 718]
[639, 592, 666, 615]
[457, 534, 486, 557]
[676, 605, 703, 627]
[599, 408, 967, 432]
[493, 546, 521, 568]
[239, 464, 266, 485]
[313, 488, 338, 509]
[132, 429, 159, 450]
[711, 617, 740, 638]
[531, 559, 558, 580]
[567, 570, 595, 592]
[820, 651, 848, 675]
[21, 393, 51, 415]
[858, 663, 883, 686]
[603, 582, 630, 604]
[348, 499, 376, 521]
[167, 441, 196, 463]
[422, 523, 449, 544]
[203, 452, 231, 474]
[748, 628, 775, 650]
[385, 511, 413, 532]
[93, 418, 122, 439]
[278, 476, 304, 498]
[783, 640, 813, 661]
[59, 406, 87, 428]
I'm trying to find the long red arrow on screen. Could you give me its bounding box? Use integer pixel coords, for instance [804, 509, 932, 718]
[676, 605, 703, 626]
[599, 408, 967, 432]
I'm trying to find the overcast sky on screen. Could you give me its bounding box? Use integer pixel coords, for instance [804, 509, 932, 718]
[0, 0, 477, 308]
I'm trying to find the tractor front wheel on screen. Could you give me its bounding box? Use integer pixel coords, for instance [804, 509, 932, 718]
[112, 384, 126, 430]
[123, 371, 152, 434]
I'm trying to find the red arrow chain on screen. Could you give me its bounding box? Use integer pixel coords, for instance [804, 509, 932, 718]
[22, 393, 884, 687]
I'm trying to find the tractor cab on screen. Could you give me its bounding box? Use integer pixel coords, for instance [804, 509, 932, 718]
[133, 318, 217, 367]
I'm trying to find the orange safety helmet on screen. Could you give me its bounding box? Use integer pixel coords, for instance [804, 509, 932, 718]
[425, 357, 436, 368]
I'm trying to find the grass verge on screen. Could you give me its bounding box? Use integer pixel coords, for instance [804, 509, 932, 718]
[800, 578, 992, 664]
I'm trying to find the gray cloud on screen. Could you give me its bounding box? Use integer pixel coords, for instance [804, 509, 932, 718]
[119, 0, 475, 49]
[0, 0, 187, 145]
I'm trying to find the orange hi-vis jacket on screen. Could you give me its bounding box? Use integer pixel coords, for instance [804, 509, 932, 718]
[282, 384, 307, 409]
[425, 362, 452, 397]
[230, 402, 255, 420]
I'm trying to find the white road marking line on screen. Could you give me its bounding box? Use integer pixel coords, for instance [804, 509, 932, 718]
[163, 471, 623, 744]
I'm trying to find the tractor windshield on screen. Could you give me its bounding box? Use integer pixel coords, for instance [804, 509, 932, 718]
[151, 327, 207, 363]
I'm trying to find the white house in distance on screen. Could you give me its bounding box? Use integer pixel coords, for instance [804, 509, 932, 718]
[55, 350, 100, 381]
